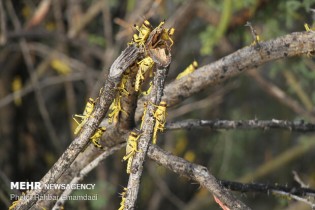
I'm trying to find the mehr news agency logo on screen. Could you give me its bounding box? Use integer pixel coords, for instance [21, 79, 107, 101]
[10, 182, 98, 201]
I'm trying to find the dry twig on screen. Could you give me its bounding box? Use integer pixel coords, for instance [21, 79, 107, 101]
[147, 144, 251, 210]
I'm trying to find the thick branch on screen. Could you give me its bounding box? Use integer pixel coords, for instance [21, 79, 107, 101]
[166, 119, 315, 132]
[147, 144, 251, 210]
[136, 31, 315, 120]
[125, 63, 170, 210]
[15, 45, 139, 210]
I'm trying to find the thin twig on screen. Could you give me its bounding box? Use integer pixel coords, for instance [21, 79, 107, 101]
[102, 0, 113, 48]
[165, 119, 315, 132]
[272, 190, 315, 208]
[165, 0, 197, 42]
[28, 42, 99, 74]
[52, 0, 65, 33]
[147, 164, 186, 209]
[115, 0, 156, 41]
[292, 171, 309, 188]
[167, 85, 230, 119]
[0, 0, 7, 45]
[6, 0, 61, 153]
[67, 0, 104, 38]
[26, 0, 52, 29]
[247, 70, 315, 121]
[238, 135, 315, 183]
[0, 40, 102, 108]
[219, 179, 315, 197]
[0, 73, 84, 109]
[6, 30, 105, 60]
[282, 70, 313, 112]
[51, 0, 78, 139]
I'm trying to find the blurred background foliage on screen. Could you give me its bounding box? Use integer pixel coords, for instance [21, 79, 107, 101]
[1, 0, 315, 209]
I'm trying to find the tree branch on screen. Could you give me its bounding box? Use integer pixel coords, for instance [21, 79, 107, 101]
[136, 31, 315, 120]
[219, 180, 315, 197]
[125, 62, 170, 209]
[272, 190, 315, 208]
[165, 119, 315, 132]
[52, 143, 125, 209]
[15, 45, 140, 210]
[147, 144, 251, 210]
